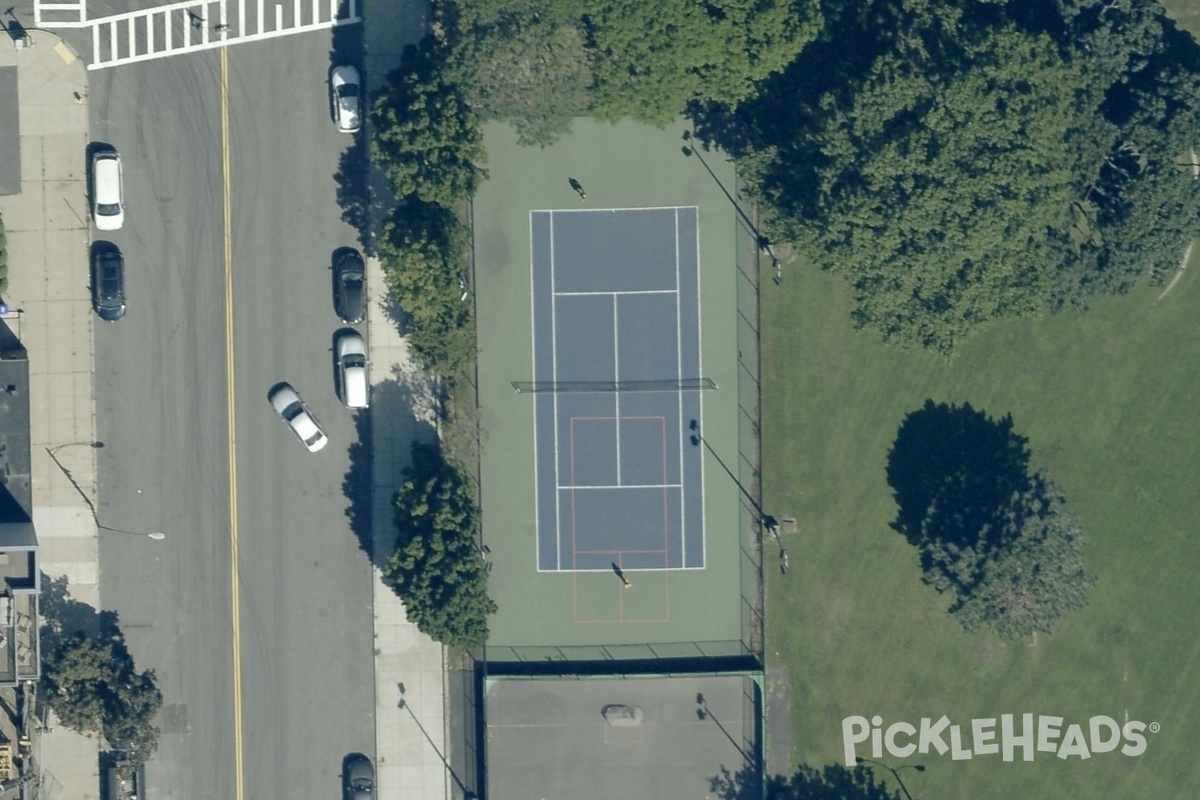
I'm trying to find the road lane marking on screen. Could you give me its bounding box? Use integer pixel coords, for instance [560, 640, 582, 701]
[220, 45, 247, 800]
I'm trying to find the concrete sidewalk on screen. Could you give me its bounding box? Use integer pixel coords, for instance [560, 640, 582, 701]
[0, 28, 105, 800]
[360, 1, 457, 799]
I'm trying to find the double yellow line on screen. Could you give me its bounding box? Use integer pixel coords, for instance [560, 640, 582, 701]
[219, 47, 247, 800]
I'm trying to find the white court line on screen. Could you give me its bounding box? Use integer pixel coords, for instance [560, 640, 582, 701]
[557, 483, 683, 491]
[549, 213, 564, 571]
[694, 207, 707, 566]
[534, 565, 707, 574]
[554, 289, 677, 297]
[528, 204, 700, 215]
[529, 214, 545, 573]
[675, 208, 686, 567]
[613, 294, 621, 487]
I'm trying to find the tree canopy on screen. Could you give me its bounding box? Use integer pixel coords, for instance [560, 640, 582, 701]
[724, 0, 1200, 351]
[369, 38, 482, 381]
[41, 634, 163, 766]
[586, 0, 824, 125]
[446, 4, 594, 147]
[383, 442, 496, 648]
[442, 0, 823, 139]
[376, 199, 475, 379]
[712, 762, 901, 800]
[886, 400, 1095, 637]
[370, 38, 488, 208]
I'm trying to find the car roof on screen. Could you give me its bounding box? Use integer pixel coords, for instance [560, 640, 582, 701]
[93, 153, 122, 203]
[339, 332, 366, 356]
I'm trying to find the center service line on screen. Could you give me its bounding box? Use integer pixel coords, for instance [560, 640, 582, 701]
[220, 46, 247, 800]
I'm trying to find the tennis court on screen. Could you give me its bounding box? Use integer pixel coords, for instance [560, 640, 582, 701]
[528, 207, 707, 573]
[475, 118, 751, 657]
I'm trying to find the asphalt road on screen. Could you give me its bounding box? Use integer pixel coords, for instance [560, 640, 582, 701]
[91, 31, 376, 800]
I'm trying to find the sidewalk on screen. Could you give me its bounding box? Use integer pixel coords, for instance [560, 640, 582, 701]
[360, 0, 456, 798]
[0, 28, 105, 800]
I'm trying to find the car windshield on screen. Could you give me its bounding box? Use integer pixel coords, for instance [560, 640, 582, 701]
[281, 401, 304, 421]
[339, 83, 359, 99]
[350, 778, 373, 791]
[343, 354, 366, 368]
[98, 202, 121, 215]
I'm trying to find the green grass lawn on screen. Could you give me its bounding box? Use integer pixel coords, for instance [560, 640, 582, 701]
[761, 251, 1200, 796]
[1161, 0, 1200, 40]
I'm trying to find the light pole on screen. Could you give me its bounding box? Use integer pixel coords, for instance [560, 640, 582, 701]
[97, 525, 165, 541]
[855, 757, 925, 800]
[46, 443, 163, 540]
[396, 684, 475, 798]
[47, 441, 104, 456]
[681, 131, 783, 284]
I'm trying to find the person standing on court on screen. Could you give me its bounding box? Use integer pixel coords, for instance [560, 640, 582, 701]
[568, 177, 587, 201]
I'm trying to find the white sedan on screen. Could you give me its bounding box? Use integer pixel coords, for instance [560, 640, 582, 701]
[331, 66, 361, 133]
[268, 383, 328, 452]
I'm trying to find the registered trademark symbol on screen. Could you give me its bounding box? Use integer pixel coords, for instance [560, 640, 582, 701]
[1149, 722, 1160, 733]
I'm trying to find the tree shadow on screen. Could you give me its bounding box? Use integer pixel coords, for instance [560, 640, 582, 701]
[333, 141, 376, 255]
[340, 374, 437, 568]
[711, 762, 900, 800]
[885, 399, 1032, 554]
[37, 573, 123, 656]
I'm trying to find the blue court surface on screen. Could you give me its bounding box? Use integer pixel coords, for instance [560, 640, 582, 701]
[530, 207, 707, 572]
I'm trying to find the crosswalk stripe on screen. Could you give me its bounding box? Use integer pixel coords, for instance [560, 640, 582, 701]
[35, 0, 361, 69]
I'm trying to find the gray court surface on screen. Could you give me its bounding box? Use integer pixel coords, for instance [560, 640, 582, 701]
[485, 674, 761, 800]
[531, 207, 705, 572]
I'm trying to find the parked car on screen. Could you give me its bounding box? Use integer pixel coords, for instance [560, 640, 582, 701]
[91, 150, 125, 230]
[343, 754, 375, 800]
[333, 247, 365, 324]
[268, 383, 328, 452]
[91, 241, 126, 321]
[337, 332, 369, 409]
[331, 66, 361, 133]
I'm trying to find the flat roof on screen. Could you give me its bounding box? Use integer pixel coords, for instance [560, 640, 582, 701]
[0, 350, 33, 534]
[485, 674, 761, 800]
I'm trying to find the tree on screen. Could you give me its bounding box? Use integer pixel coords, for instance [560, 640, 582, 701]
[383, 442, 496, 648]
[948, 479, 1096, 638]
[41, 634, 164, 766]
[448, 9, 594, 147]
[726, 0, 1190, 351]
[376, 199, 475, 379]
[711, 762, 900, 800]
[886, 401, 1095, 637]
[587, 0, 824, 125]
[747, 20, 1114, 351]
[41, 634, 110, 734]
[370, 38, 488, 208]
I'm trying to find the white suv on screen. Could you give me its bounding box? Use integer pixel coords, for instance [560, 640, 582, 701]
[91, 150, 125, 231]
[337, 332, 369, 409]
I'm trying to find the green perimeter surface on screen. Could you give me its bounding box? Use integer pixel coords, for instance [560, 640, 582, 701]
[762, 250, 1200, 796]
[475, 119, 745, 656]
